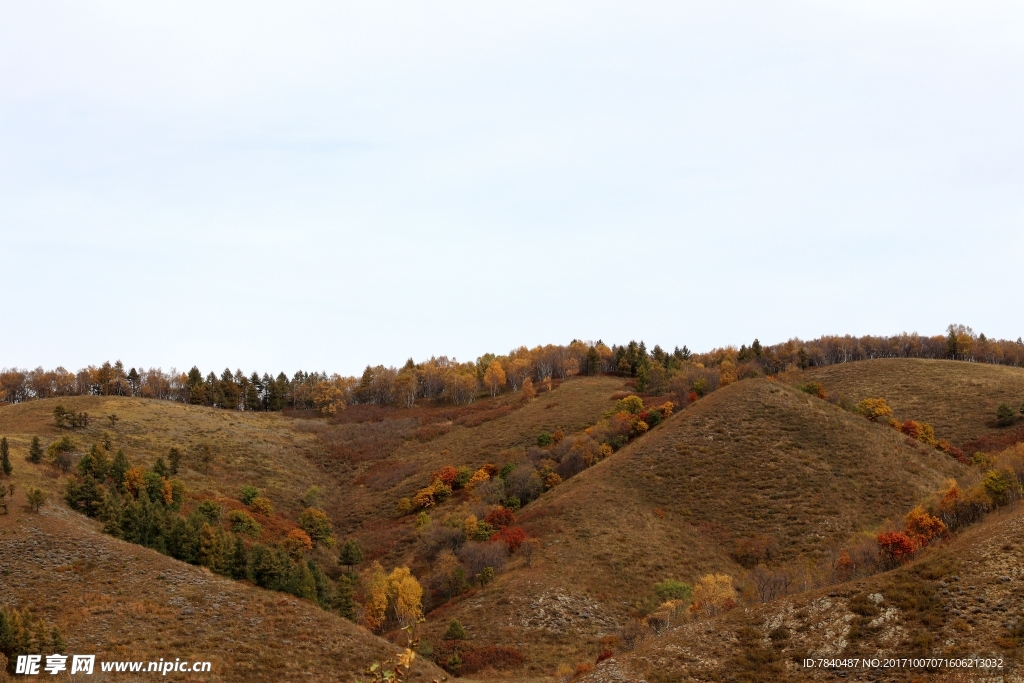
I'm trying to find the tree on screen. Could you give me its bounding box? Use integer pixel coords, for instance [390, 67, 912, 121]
[339, 538, 364, 571]
[240, 485, 260, 505]
[654, 579, 693, 603]
[483, 360, 507, 397]
[996, 403, 1016, 427]
[298, 507, 334, 547]
[443, 619, 467, 640]
[0, 437, 11, 476]
[27, 488, 46, 513]
[28, 436, 43, 464]
[520, 377, 535, 402]
[333, 574, 356, 621]
[689, 574, 737, 617]
[311, 381, 345, 415]
[856, 397, 893, 422]
[168, 447, 181, 475]
[228, 510, 262, 537]
[877, 531, 915, 567]
[903, 506, 946, 547]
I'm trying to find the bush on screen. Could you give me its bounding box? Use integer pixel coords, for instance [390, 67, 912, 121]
[453, 466, 472, 490]
[857, 398, 893, 422]
[484, 506, 515, 529]
[536, 431, 553, 447]
[997, 403, 1016, 427]
[195, 500, 223, 524]
[654, 579, 693, 602]
[228, 510, 262, 537]
[443, 619, 467, 640]
[249, 496, 274, 516]
[240, 485, 259, 505]
[615, 395, 644, 414]
[799, 382, 827, 399]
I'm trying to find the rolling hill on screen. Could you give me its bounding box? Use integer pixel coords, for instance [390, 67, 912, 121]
[3, 358, 1023, 680]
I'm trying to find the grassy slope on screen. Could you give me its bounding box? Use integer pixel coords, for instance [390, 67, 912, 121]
[583, 504, 1024, 682]
[805, 358, 1024, 446]
[0, 492, 448, 683]
[422, 378, 966, 674]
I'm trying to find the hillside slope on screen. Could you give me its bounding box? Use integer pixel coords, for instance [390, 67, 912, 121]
[581, 504, 1024, 683]
[415, 379, 966, 671]
[805, 358, 1024, 446]
[0, 491, 448, 683]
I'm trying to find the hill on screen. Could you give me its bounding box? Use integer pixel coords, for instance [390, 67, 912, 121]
[579, 502, 1024, 683]
[0, 490, 448, 683]
[410, 377, 966, 672]
[804, 358, 1024, 447]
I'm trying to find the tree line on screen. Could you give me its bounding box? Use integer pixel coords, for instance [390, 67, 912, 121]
[2, 325, 1021, 411]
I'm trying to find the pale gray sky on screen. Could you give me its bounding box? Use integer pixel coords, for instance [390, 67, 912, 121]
[2, 2, 1022, 375]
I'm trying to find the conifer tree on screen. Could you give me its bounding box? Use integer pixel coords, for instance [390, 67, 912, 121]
[0, 437, 11, 476]
[333, 574, 356, 621]
[167, 447, 181, 475]
[28, 436, 43, 464]
[229, 536, 250, 580]
[339, 538, 364, 572]
[110, 449, 130, 489]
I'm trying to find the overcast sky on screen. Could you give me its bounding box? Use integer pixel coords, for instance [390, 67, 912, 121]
[2, 2, 1022, 376]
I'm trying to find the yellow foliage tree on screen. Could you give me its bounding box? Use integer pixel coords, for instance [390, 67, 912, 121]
[311, 381, 346, 415]
[520, 377, 536, 402]
[361, 562, 390, 632]
[387, 566, 424, 627]
[719, 359, 737, 387]
[124, 466, 145, 497]
[689, 573, 737, 617]
[483, 360, 507, 397]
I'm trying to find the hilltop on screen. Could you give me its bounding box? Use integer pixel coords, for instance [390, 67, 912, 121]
[805, 358, 1024, 446]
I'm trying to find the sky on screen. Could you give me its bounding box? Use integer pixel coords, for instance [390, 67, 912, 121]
[2, 1, 1022, 376]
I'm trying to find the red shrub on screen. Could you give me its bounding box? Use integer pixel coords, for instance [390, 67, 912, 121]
[596, 649, 613, 663]
[484, 506, 516, 529]
[460, 646, 525, 674]
[492, 526, 527, 552]
[433, 465, 458, 485]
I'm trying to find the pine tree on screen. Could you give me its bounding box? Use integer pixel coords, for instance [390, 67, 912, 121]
[339, 538, 364, 571]
[332, 574, 356, 621]
[229, 536, 250, 580]
[1, 437, 11, 476]
[153, 457, 168, 477]
[28, 436, 43, 464]
[167, 447, 181, 475]
[110, 449, 130, 489]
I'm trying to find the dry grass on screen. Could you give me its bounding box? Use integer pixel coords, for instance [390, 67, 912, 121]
[804, 358, 1024, 446]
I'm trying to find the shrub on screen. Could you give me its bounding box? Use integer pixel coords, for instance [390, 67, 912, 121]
[228, 510, 262, 537]
[997, 403, 1017, 427]
[615, 395, 644, 414]
[484, 506, 516, 529]
[537, 431, 553, 447]
[857, 398, 893, 422]
[249, 496, 274, 516]
[28, 436, 43, 464]
[654, 579, 693, 602]
[301, 485, 323, 507]
[443, 619, 467, 640]
[493, 526, 526, 552]
[433, 465, 458, 486]
[239, 485, 259, 504]
[452, 466, 473, 490]
[799, 382, 827, 399]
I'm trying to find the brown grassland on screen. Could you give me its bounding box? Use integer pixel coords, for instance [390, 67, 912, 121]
[3, 359, 1024, 681]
